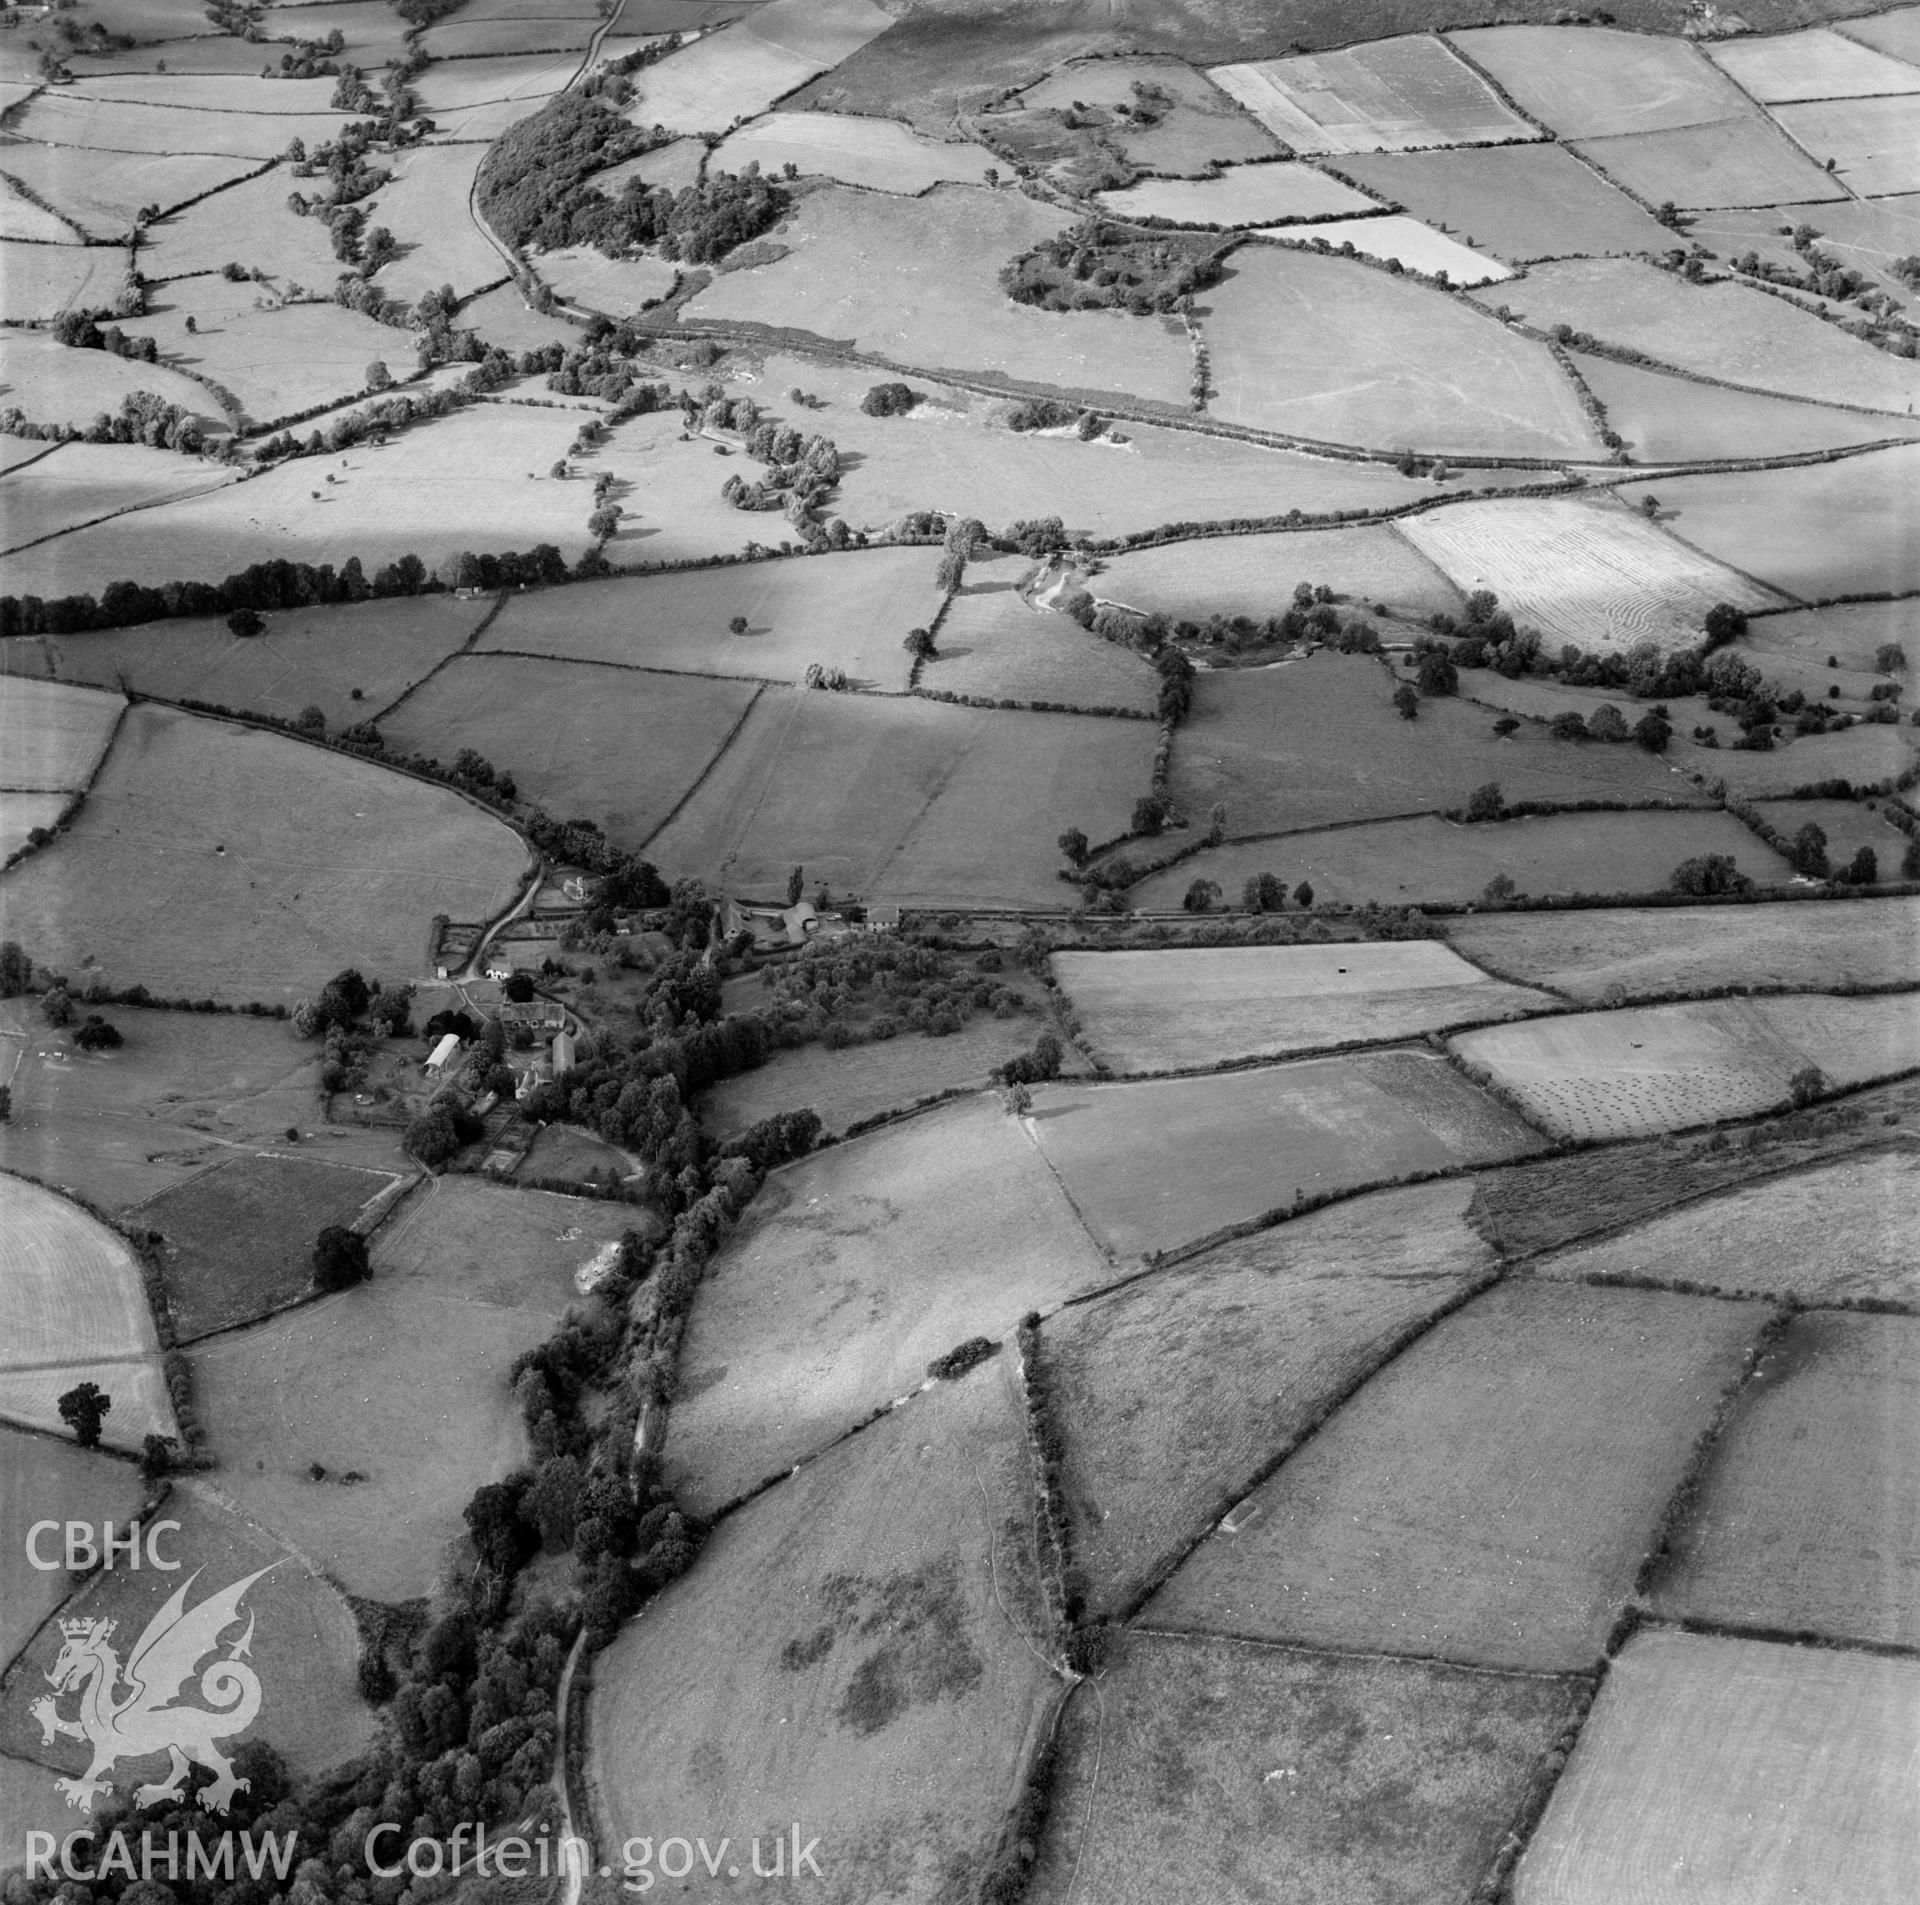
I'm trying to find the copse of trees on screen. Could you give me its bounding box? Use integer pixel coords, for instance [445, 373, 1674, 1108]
[1002, 219, 1228, 316]
[311, 1224, 370, 1292]
[861, 382, 922, 416]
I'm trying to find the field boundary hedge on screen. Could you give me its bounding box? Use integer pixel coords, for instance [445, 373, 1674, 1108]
[0, 690, 128, 874]
[635, 680, 766, 852]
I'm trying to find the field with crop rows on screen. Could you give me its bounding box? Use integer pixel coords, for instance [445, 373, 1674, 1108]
[1148, 1280, 1764, 1669]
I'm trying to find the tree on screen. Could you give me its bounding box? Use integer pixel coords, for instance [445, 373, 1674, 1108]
[1670, 853, 1754, 896]
[1789, 822, 1830, 879]
[1492, 714, 1520, 739]
[903, 626, 936, 660]
[1905, 835, 1920, 881]
[42, 986, 74, 1027]
[1183, 878, 1220, 913]
[587, 503, 621, 542]
[1703, 602, 1749, 646]
[728, 614, 749, 635]
[312, 1224, 370, 1292]
[366, 359, 391, 391]
[294, 703, 326, 735]
[1481, 872, 1517, 904]
[1242, 871, 1286, 913]
[74, 1015, 122, 1051]
[318, 966, 370, 1026]
[0, 941, 29, 996]
[139, 1433, 176, 1480]
[1131, 794, 1166, 836]
[1639, 493, 1660, 518]
[1549, 710, 1589, 741]
[1392, 683, 1419, 720]
[1633, 710, 1673, 753]
[786, 864, 805, 906]
[0, 1084, 10, 1124]
[504, 970, 535, 1003]
[1788, 1064, 1828, 1108]
[1587, 702, 1629, 743]
[464, 1476, 535, 1577]
[1415, 651, 1458, 697]
[406, 1103, 462, 1167]
[1841, 844, 1878, 886]
[1292, 881, 1314, 910]
[1058, 827, 1090, 867]
[58, 1381, 111, 1450]
[1875, 641, 1908, 675]
[227, 606, 264, 637]
[1465, 781, 1504, 823]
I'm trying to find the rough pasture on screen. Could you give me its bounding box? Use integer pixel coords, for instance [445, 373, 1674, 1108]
[1053, 942, 1550, 1071]
[1025, 1047, 1542, 1260]
[1203, 244, 1597, 457]
[1398, 495, 1784, 654]
[1098, 163, 1376, 226]
[1045, 1177, 1494, 1615]
[1147, 1280, 1765, 1670]
[664, 1095, 1109, 1518]
[0, 704, 530, 1006]
[1774, 94, 1920, 196]
[922, 575, 1162, 712]
[0, 676, 123, 791]
[1516, 1630, 1920, 1905]
[711, 112, 995, 193]
[1709, 26, 1920, 101]
[1258, 216, 1510, 284]
[1572, 117, 1845, 210]
[1452, 994, 1920, 1141]
[1030, 1632, 1585, 1905]
[1538, 1149, 1920, 1306]
[593, 1358, 1056, 1902]
[0, 442, 240, 562]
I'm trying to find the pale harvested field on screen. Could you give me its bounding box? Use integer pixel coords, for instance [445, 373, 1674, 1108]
[0, 793, 67, 860]
[1482, 257, 1920, 413]
[1148, 1281, 1764, 1670]
[1135, 808, 1781, 912]
[1710, 26, 1920, 102]
[1048, 1176, 1494, 1615]
[1573, 117, 1846, 210]
[35, 589, 490, 728]
[0, 440, 239, 558]
[649, 686, 1152, 909]
[1203, 245, 1597, 457]
[0, 148, 257, 240]
[0, 326, 226, 434]
[1539, 1149, 1920, 1305]
[1775, 93, 1920, 197]
[1448, 896, 1920, 1003]
[1337, 142, 1678, 263]
[3, 404, 591, 599]
[1055, 942, 1551, 1071]
[382, 654, 758, 850]
[1098, 162, 1375, 225]
[683, 185, 1196, 408]
[0, 1170, 172, 1451]
[1449, 23, 1753, 139]
[11, 92, 346, 158]
[712, 111, 995, 192]
[0, 703, 529, 1004]
[1652, 1310, 1920, 1646]
[0, 675, 122, 789]
[923, 576, 1161, 712]
[1208, 37, 1538, 154]
[1399, 496, 1783, 654]
[0, 1001, 337, 1213]
[1622, 447, 1920, 601]
[1573, 352, 1920, 462]
[0, 237, 127, 324]
[483, 543, 944, 689]
[1453, 994, 1920, 1141]
[1027, 1047, 1542, 1260]
[596, 1358, 1056, 1901]
[188, 1270, 544, 1600]
[1031, 1633, 1584, 1905]
[1257, 215, 1510, 284]
[1516, 1629, 1920, 1905]
[664, 1093, 1110, 1516]
[140, 166, 341, 283]
[534, 243, 679, 317]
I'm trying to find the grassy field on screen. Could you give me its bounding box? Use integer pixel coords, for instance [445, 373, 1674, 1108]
[348, 144, 503, 305]
[590, 135, 708, 197]
[1574, 116, 1845, 211]
[1147, 1280, 1765, 1669]
[593, 1356, 1056, 1902]
[1775, 94, 1920, 196]
[0, 793, 68, 863]
[1335, 142, 1688, 262]
[1047, 1176, 1494, 1614]
[515, 1122, 637, 1186]
[1538, 1147, 1920, 1305]
[1202, 244, 1597, 456]
[34, 590, 490, 730]
[187, 1266, 547, 1600]
[461, 282, 584, 354]
[1740, 595, 1920, 689]
[923, 575, 1162, 712]
[1712, 719, 1920, 800]
[1649, 1309, 1920, 1647]
[2, 404, 592, 600]
[1054, 942, 1551, 1070]
[1454, 994, 1920, 1141]
[0, 239, 128, 326]
[0, 176, 82, 242]
[683, 184, 1197, 408]
[0, 441, 240, 561]
[0, 328, 226, 436]
[483, 546, 944, 690]
[1401, 495, 1782, 653]
[1099, 163, 1376, 226]
[372, 1175, 653, 1316]
[0, 676, 122, 791]
[0, 1169, 172, 1451]
[1030, 1632, 1584, 1905]
[140, 167, 344, 285]
[664, 1093, 1109, 1517]
[1709, 25, 1920, 101]
[0, 149, 257, 240]
[0, 704, 529, 1006]
[711, 111, 995, 192]
[1026, 1046, 1542, 1259]
[1165, 650, 1709, 837]
[647, 686, 1153, 909]
[1620, 447, 1920, 600]
[12, 91, 347, 159]
[381, 654, 759, 851]
[0, 1481, 373, 1783]
[1449, 23, 1753, 138]
[1515, 1629, 1920, 1905]
[134, 1152, 400, 1341]
[1448, 896, 1920, 1003]
[1482, 257, 1920, 413]
[1208, 38, 1539, 153]
[0, 1423, 141, 1672]
[0, 1001, 351, 1212]
[1571, 352, 1920, 462]
[533, 244, 679, 318]
[1258, 216, 1510, 285]
[1754, 796, 1911, 873]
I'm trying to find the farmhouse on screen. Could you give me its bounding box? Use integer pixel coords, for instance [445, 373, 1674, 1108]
[425, 1032, 463, 1076]
[552, 1028, 577, 1075]
[722, 896, 856, 948]
[484, 953, 515, 981]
